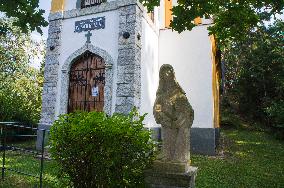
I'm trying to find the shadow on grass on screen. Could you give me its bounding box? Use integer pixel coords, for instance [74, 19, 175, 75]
[192, 128, 284, 188]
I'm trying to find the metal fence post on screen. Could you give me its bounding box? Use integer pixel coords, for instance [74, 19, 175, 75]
[1, 124, 6, 180]
[39, 129, 46, 188]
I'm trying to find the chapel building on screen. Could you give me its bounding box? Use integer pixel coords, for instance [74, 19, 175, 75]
[39, 0, 221, 155]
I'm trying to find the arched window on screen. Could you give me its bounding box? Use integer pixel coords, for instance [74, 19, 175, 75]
[81, 0, 106, 8]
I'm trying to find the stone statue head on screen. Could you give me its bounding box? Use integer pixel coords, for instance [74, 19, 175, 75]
[157, 64, 185, 96]
[159, 64, 175, 81]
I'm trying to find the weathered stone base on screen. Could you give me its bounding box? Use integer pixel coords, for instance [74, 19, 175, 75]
[145, 166, 198, 188]
[151, 161, 191, 174]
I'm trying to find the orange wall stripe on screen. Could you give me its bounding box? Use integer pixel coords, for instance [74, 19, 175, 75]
[210, 35, 220, 128]
[51, 0, 65, 13]
[165, 0, 173, 28]
[194, 17, 202, 25]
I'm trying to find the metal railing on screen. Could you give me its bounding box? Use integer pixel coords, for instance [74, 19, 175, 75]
[0, 122, 49, 188]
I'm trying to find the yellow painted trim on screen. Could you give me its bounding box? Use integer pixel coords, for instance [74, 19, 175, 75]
[165, 0, 172, 28]
[210, 35, 220, 128]
[194, 17, 202, 25]
[51, 0, 65, 13]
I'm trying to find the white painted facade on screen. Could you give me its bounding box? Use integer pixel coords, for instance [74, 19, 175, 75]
[47, 0, 215, 129]
[140, 17, 159, 127]
[141, 2, 215, 129]
[159, 28, 214, 128]
[64, 0, 77, 10]
[140, 24, 214, 129]
[54, 10, 119, 117]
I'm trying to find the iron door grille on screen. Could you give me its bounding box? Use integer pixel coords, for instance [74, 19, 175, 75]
[68, 52, 105, 113]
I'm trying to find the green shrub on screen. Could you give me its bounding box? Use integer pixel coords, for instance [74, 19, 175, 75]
[266, 101, 284, 129]
[49, 109, 156, 187]
[266, 101, 284, 139]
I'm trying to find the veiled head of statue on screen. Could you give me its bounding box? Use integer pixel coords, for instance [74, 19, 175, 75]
[157, 64, 186, 96]
[159, 64, 175, 81]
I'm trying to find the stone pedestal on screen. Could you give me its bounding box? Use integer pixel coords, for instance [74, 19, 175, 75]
[145, 161, 198, 188]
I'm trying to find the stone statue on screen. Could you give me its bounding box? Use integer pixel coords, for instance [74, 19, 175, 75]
[145, 65, 197, 187]
[153, 64, 194, 163]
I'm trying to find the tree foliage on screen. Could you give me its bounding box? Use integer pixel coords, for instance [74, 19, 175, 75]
[223, 20, 284, 137]
[141, 0, 284, 45]
[0, 18, 45, 124]
[50, 110, 156, 187]
[0, 0, 48, 34]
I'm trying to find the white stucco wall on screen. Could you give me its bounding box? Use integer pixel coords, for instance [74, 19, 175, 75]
[54, 10, 119, 117]
[159, 26, 214, 128]
[65, 0, 77, 10]
[158, 0, 165, 29]
[140, 17, 159, 127]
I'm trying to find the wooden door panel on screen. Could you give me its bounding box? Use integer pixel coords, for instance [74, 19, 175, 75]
[68, 52, 105, 113]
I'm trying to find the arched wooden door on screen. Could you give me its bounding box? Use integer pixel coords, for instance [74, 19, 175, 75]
[68, 51, 105, 113]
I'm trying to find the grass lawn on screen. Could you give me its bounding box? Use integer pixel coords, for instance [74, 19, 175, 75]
[0, 139, 60, 188]
[0, 128, 283, 187]
[0, 151, 60, 188]
[192, 128, 284, 188]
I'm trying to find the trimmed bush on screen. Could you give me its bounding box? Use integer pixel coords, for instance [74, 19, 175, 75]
[49, 109, 156, 187]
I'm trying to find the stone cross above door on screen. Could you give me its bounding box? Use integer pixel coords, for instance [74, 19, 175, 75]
[85, 31, 92, 43]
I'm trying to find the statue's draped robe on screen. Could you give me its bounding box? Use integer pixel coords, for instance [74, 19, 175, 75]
[154, 65, 194, 163]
